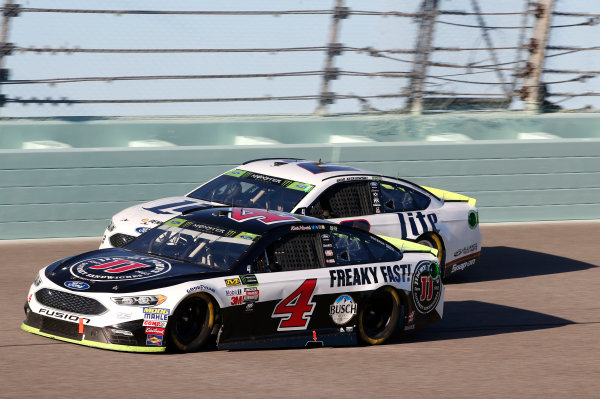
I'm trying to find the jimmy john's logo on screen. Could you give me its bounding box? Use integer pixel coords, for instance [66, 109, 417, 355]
[329, 295, 357, 325]
[411, 261, 441, 314]
[70, 256, 171, 282]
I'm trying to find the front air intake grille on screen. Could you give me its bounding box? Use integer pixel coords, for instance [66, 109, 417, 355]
[36, 289, 108, 315]
[107, 334, 138, 346]
[109, 233, 135, 248]
[40, 317, 82, 340]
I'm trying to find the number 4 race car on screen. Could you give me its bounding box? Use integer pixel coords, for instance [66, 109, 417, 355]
[23, 207, 443, 352]
[101, 159, 481, 278]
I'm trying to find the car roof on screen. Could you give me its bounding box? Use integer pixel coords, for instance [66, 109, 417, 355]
[238, 158, 381, 185]
[175, 206, 335, 235]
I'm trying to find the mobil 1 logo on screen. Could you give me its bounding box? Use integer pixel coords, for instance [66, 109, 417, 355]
[411, 261, 441, 314]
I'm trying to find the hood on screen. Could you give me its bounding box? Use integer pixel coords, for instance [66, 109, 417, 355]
[113, 196, 222, 227]
[45, 248, 229, 293]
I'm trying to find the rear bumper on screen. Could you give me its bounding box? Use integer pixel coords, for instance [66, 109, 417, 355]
[445, 251, 481, 277]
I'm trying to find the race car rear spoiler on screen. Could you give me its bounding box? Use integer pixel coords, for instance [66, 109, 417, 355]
[420, 186, 477, 206]
[377, 235, 439, 257]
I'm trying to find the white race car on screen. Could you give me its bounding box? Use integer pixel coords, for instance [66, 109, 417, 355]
[24, 208, 443, 352]
[101, 158, 481, 278]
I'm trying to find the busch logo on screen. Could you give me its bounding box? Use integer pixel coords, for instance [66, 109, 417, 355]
[329, 295, 357, 325]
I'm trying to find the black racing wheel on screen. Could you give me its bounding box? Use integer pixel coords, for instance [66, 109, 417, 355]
[168, 293, 215, 352]
[358, 287, 402, 345]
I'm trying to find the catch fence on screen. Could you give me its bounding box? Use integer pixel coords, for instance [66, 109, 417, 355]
[0, 0, 598, 116]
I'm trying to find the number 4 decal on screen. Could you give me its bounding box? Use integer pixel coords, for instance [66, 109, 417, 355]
[272, 279, 317, 331]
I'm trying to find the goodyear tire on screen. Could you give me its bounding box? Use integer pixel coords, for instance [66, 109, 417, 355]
[168, 293, 215, 352]
[417, 234, 445, 275]
[358, 287, 402, 345]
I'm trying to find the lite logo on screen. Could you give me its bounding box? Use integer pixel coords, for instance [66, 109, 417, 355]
[398, 212, 438, 238]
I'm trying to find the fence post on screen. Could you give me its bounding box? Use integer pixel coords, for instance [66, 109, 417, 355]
[523, 0, 555, 113]
[0, 0, 18, 109]
[315, 0, 346, 115]
[404, 0, 439, 115]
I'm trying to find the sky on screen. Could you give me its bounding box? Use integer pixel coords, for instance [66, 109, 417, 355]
[0, 0, 598, 117]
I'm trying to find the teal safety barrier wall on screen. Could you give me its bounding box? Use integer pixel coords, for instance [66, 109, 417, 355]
[1, 113, 599, 239]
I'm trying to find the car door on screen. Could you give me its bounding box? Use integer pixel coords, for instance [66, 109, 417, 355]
[217, 229, 333, 347]
[304, 180, 401, 236]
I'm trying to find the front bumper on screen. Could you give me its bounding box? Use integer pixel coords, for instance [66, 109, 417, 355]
[22, 303, 165, 353]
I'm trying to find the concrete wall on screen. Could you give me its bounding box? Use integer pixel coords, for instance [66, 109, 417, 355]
[1, 119, 599, 240]
[1, 112, 600, 150]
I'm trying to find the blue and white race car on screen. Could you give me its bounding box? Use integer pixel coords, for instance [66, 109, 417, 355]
[24, 207, 443, 352]
[101, 159, 481, 278]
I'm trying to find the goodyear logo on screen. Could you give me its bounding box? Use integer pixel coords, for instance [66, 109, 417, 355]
[225, 278, 241, 286]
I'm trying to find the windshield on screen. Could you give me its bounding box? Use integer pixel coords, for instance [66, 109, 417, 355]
[124, 218, 259, 271]
[188, 169, 314, 212]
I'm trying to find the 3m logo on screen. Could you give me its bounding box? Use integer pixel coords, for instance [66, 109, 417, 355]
[229, 208, 298, 225]
[89, 259, 152, 274]
[230, 296, 244, 306]
[225, 278, 241, 286]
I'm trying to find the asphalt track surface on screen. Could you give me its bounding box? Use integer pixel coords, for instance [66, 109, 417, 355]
[1, 221, 598, 399]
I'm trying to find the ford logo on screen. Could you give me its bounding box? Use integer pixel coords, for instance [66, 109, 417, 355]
[136, 227, 151, 234]
[64, 281, 90, 290]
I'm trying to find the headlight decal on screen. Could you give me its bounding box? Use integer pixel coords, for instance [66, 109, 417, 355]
[111, 295, 166, 306]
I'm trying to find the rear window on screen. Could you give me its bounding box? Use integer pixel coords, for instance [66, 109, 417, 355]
[380, 182, 431, 212]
